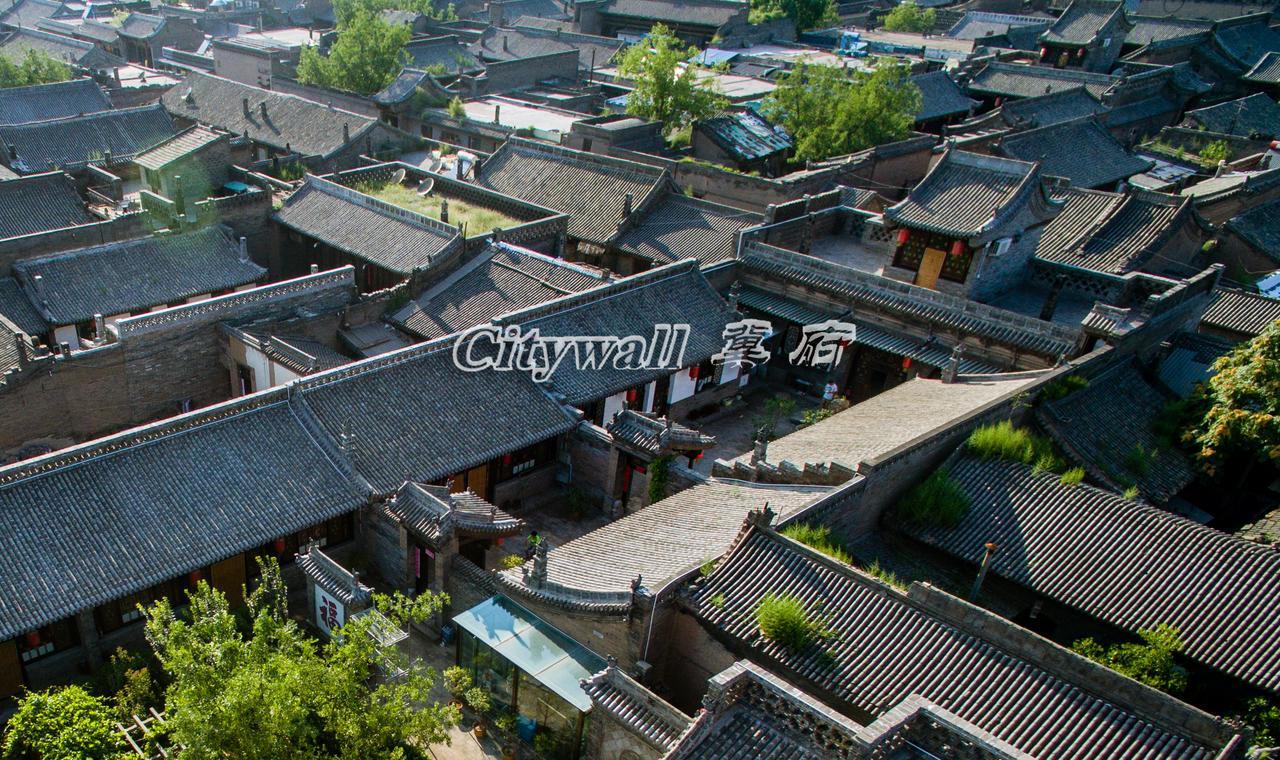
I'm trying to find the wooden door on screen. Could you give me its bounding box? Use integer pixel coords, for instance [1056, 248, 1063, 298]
[0, 638, 23, 699]
[465, 463, 490, 501]
[915, 248, 947, 290]
[211, 554, 247, 608]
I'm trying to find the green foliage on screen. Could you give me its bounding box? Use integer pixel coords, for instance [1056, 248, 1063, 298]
[1184, 322, 1280, 478]
[755, 395, 797, 438]
[1200, 139, 1231, 164]
[897, 469, 969, 528]
[780, 523, 854, 564]
[2, 685, 126, 759]
[798, 398, 850, 428]
[501, 553, 524, 570]
[967, 420, 1066, 473]
[446, 95, 466, 119]
[755, 593, 828, 653]
[463, 687, 490, 714]
[748, 0, 836, 30]
[709, 593, 727, 609]
[1238, 697, 1280, 748]
[700, 559, 715, 577]
[142, 557, 458, 758]
[1071, 624, 1189, 694]
[332, 0, 456, 25]
[443, 665, 472, 698]
[762, 60, 921, 163]
[1123, 485, 1140, 500]
[493, 712, 517, 733]
[618, 24, 728, 131]
[648, 454, 672, 503]
[881, 0, 937, 32]
[865, 559, 905, 589]
[277, 162, 306, 181]
[1040, 374, 1089, 403]
[1125, 444, 1153, 477]
[0, 49, 72, 89]
[297, 12, 411, 95]
[1059, 467, 1085, 487]
[93, 647, 156, 724]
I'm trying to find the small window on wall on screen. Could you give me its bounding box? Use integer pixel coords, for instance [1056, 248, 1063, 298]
[17, 618, 78, 663]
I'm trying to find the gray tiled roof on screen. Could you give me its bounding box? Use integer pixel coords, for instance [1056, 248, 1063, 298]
[966, 61, 1115, 99]
[1212, 16, 1280, 69]
[0, 171, 92, 241]
[946, 11, 1051, 42]
[471, 25, 623, 70]
[581, 666, 689, 751]
[0, 397, 368, 641]
[1225, 196, 1280, 260]
[296, 339, 579, 494]
[1037, 361, 1195, 503]
[0, 278, 46, 336]
[1126, 15, 1211, 49]
[0, 27, 123, 69]
[404, 35, 485, 75]
[1244, 51, 1280, 84]
[12, 226, 265, 325]
[0, 104, 176, 173]
[477, 138, 669, 244]
[611, 192, 759, 267]
[1038, 189, 1190, 273]
[600, 0, 743, 28]
[297, 544, 371, 606]
[1200, 287, 1280, 338]
[0, 0, 63, 30]
[910, 70, 978, 122]
[0, 78, 110, 126]
[1033, 186, 1123, 260]
[387, 482, 522, 544]
[605, 409, 715, 456]
[274, 175, 461, 276]
[117, 12, 164, 39]
[1186, 93, 1280, 138]
[1041, 0, 1125, 45]
[497, 260, 740, 405]
[390, 242, 606, 341]
[998, 118, 1152, 189]
[885, 149, 1055, 238]
[696, 109, 792, 162]
[997, 86, 1105, 128]
[133, 124, 224, 171]
[908, 453, 1280, 694]
[162, 72, 381, 158]
[490, 0, 571, 22]
[687, 523, 1223, 759]
[1156, 330, 1229, 397]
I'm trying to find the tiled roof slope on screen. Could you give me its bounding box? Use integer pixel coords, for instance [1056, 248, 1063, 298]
[0, 0, 62, 30]
[907, 453, 1280, 693]
[1212, 15, 1280, 70]
[1036, 362, 1195, 503]
[0, 278, 47, 336]
[476, 137, 668, 244]
[0, 28, 123, 69]
[0, 104, 175, 173]
[117, 12, 164, 39]
[0, 171, 91, 240]
[1033, 186, 1124, 260]
[581, 665, 689, 751]
[471, 25, 624, 70]
[133, 125, 224, 170]
[910, 70, 978, 122]
[390, 242, 606, 341]
[12, 226, 265, 324]
[404, 36, 485, 75]
[1041, 0, 1125, 45]
[162, 72, 381, 158]
[696, 109, 792, 162]
[966, 61, 1115, 99]
[1200, 288, 1280, 338]
[995, 87, 1106, 129]
[273, 176, 461, 276]
[1042, 190, 1193, 274]
[0, 78, 110, 126]
[600, 0, 743, 27]
[296, 339, 579, 494]
[686, 524, 1226, 759]
[1126, 15, 1211, 48]
[998, 118, 1152, 189]
[1185, 93, 1280, 138]
[0, 397, 368, 641]
[611, 192, 759, 267]
[1244, 51, 1280, 85]
[496, 260, 739, 404]
[1225, 197, 1280, 260]
[946, 11, 1051, 42]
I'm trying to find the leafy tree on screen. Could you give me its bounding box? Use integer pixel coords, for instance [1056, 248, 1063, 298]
[882, 0, 937, 33]
[446, 95, 465, 119]
[749, 0, 837, 30]
[332, 0, 456, 26]
[1072, 624, 1189, 694]
[2, 685, 127, 759]
[142, 557, 459, 759]
[762, 60, 921, 162]
[1238, 697, 1280, 750]
[297, 11, 411, 95]
[1200, 139, 1231, 165]
[1183, 321, 1280, 478]
[0, 49, 72, 89]
[617, 24, 728, 135]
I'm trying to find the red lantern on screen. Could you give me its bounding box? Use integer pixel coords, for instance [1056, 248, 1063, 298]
[273, 538, 286, 553]
[896, 228, 909, 246]
[502, 453, 513, 466]
[950, 240, 965, 257]
[838, 338, 850, 348]
[694, 450, 704, 460]
[24, 631, 40, 649]
[1077, 47, 1085, 57]
[625, 388, 637, 403]
[689, 365, 700, 380]
[188, 570, 202, 585]
[902, 357, 913, 370]
[1039, 47, 1047, 58]
[495, 537, 504, 547]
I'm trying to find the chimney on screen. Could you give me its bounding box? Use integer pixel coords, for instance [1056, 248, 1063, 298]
[622, 192, 633, 219]
[472, 155, 482, 180]
[440, 198, 449, 224]
[727, 279, 741, 311]
[969, 542, 998, 601]
[502, 35, 509, 52]
[93, 314, 105, 342]
[749, 428, 767, 467]
[1039, 276, 1065, 322]
[259, 101, 267, 119]
[242, 97, 250, 116]
[941, 343, 964, 384]
[493, 104, 500, 124]
[239, 236, 249, 262]
[342, 123, 350, 143]
[13, 333, 26, 369]
[103, 149, 112, 165]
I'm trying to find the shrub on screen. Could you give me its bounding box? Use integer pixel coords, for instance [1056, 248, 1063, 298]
[865, 559, 904, 589]
[463, 687, 490, 714]
[710, 593, 727, 610]
[443, 666, 472, 698]
[1125, 444, 1153, 477]
[447, 96, 465, 119]
[1238, 697, 1280, 748]
[1072, 624, 1189, 694]
[1059, 467, 1085, 487]
[1200, 139, 1231, 164]
[967, 420, 1065, 473]
[501, 554, 524, 570]
[2, 685, 125, 759]
[648, 455, 672, 504]
[897, 470, 969, 528]
[755, 593, 827, 653]
[780, 523, 854, 564]
[1123, 485, 1140, 500]
[1041, 374, 1089, 402]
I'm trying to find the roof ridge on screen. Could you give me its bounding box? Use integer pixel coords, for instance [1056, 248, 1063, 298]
[494, 258, 703, 325]
[12, 225, 231, 268]
[503, 136, 667, 180]
[0, 101, 165, 130]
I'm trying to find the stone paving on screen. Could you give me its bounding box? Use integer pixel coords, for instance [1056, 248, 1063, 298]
[686, 383, 822, 475]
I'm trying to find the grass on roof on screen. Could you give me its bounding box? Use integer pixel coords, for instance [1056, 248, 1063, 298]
[354, 180, 523, 235]
[780, 523, 854, 565]
[755, 593, 829, 653]
[897, 469, 969, 528]
[967, 420, 1066, 474]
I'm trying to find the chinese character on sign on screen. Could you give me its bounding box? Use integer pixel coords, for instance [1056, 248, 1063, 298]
[788, 320, 857, 368]
[712, 318, 773, 369]
[319, 597, 339, 631]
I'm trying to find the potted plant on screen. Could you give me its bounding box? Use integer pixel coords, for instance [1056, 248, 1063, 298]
[465, 687, 492, 738]
[493, 712, 518, 759]
[443, 666, 472, 710]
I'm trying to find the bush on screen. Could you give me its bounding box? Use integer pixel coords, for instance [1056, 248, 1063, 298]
[1200, 139, 1231, 164]
[755, 593, 827, 653]
[1238, 697, 1280, 748]
[967, 421, 1065, 473]
[501, 554, 524, 570]
[2, 685, 125, 759]
[882, 0, 936, 32]
[1041, 374, 1089, 402]
[780, 523, 854, 564]
[1072, 624, 1189, 694]
[1123, 485, 1140, 500]
[463, 687, 490, 714]
[443, 666, 472, 698]
[648, 455, 672, 504]
[897, 470, 969, 528]
[710, 593, 727, 610]
[1059, 467, 1085, 487]
[1125, 444, 1153, 477]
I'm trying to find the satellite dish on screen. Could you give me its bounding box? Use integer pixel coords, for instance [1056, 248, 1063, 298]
[416, 177, 434, 196]
[391, 167, 406, 184]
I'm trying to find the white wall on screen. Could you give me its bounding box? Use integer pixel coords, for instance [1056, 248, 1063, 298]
[669, 368, 697, 404]
[601, 390, 627, 425]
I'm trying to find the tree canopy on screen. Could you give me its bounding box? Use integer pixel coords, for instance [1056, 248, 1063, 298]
[297, 11, 411, 95]
[331, 0, 456, 26]
[2, 685, 126, 759]
[1183, 320, 1280, 478]
[142, 558, 459, 759]
[748, 0, 837, 30]
[1072, 624, 1189, 694]
[881, 0, 936, 33]
[0, 50, 72, 89]
[617, 24, 728, 135]
[762, 60, 921, 163]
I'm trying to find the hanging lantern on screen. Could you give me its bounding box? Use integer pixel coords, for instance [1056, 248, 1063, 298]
[502, 453, 513, 466]
[950, 240, 966, 257]
[896, 228, 909, 246]
[273, 538, 286, 553]
[838, 338, 850, 348]
[694, 450, 704, 460]
[188, 570, 203, 585]
[689, 365, 700, 379]
[1039, 47, 1047, 58]
[1077, 47, 1085, 57]
[24, 631, 40, 649]
[625, 388, 638, 403]
[495, 537, 504, 547]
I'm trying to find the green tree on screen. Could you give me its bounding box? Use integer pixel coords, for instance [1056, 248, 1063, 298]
[762, 60, 921, 162]
[2, 685, 127, 759]
[446, 95, 465, 119]
[1072, 624, 1189, 694]
[332, 0, 456, 25]
[1238, 697, 1280, 750]
[749, 0, 837, 30]
[0, 49, 72, 88]
[1200, 139, 1231, 165]
[142, 557, 459, 759]
[617, 24, 728, 135]
[882, 0, 937, 33]
[297, 11, 411, 95]
[1183, 321, 1280, 479]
